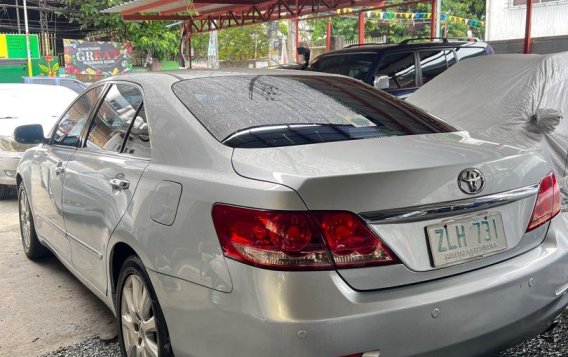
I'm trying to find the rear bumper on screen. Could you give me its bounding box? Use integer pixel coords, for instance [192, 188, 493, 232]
[148, 216, 568, 357]
[0, 152, 21, 186]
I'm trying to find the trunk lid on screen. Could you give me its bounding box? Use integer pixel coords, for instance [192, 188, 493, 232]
[231, 132, 550, 289]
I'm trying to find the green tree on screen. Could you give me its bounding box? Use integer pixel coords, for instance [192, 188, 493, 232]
[62, 0, 271, 62]
[217, 24, 269, 61]
[62, 0, 180, 60]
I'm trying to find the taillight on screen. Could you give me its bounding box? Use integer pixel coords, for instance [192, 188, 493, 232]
[212, 204, 398, 270]
[527, 172, 561, 231]
[211, 204, 332, 270]
[312, 212, 398, 268]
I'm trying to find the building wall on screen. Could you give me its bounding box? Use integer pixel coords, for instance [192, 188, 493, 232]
[486, 0, 568, 41]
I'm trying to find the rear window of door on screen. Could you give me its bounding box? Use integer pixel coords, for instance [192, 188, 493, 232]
[172, 75, 455, 148]
[85, 84, 144, 154]
[52, 86, 104, 147]
[310, 53, 377, 81]
[418, 50, 456, 84]
[455, 45, 486, 61]
[376, 52, 417, 90]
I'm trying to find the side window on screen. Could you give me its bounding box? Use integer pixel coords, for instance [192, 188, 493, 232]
[85, 84, 143, 153]
[52, 86, 103, 146]
[376, 52, 417, 89]
[311, 53, 377, 81]
[123, 104, 151, 158]
[455, 46, 486, 61]
[419, 50, 453, 84]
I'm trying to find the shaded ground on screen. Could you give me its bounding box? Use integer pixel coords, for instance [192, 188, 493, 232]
[498, 309, 568, 356]
[0, 192, 116, 357]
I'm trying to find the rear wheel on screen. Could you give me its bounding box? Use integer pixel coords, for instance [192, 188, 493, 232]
[18, 183, 49, 260]
[117, 256, 172, 357]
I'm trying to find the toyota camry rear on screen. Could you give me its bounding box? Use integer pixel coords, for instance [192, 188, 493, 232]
[152, 73, 568, 357]
[16, 72, 568, 357]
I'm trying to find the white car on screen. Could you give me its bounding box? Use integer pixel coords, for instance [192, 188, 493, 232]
[14, 71, 568, 357]
[0, 84, 77, 199]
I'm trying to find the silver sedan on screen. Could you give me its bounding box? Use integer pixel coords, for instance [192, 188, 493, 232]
[14, 70, 568, 357]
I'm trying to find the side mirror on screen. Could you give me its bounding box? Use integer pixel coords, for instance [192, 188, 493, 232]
[373, 75, 390, 90]
[14, 124, 45, 144]
[297, 46, 311, 66]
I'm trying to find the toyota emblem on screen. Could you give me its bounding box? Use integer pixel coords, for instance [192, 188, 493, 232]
[458, 168, 485, 195]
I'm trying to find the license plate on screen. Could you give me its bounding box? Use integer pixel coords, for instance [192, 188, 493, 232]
[427, 213, 507, 268]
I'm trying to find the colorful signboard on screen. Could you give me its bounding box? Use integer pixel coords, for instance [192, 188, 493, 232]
[0, 34, 40, 59]
[63, 39, 132, 76]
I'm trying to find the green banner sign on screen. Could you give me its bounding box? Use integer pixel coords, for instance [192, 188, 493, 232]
[0, 34, 40, 59]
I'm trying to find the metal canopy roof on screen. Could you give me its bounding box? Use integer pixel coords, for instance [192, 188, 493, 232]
[104, 0, 428, 34]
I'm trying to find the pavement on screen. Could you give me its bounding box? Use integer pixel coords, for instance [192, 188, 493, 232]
[0, 190, 116, 357]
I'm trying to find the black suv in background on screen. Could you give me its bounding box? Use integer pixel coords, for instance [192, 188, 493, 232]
[307, 38, 494, 98]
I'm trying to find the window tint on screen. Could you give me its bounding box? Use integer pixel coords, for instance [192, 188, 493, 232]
[311, 53, 376, 80]
[86, 84, 143, 152]
[123, 104, 151, 158]
[52, 86, 103, 146]
[376, 52, 417, 89]
[455, 46, 486, 61]
[172, 75, 455, 148]
[419, 50, 453, 84]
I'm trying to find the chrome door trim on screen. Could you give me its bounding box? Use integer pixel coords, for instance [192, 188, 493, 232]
[360, 184, 539, 224]
[67, 232, 104, 260]
[34, 209, 67, 236]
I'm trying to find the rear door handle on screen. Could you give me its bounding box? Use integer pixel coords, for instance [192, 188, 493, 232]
[110, 173, 130, 190]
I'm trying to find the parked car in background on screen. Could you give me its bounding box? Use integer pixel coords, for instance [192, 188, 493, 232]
[308, 38, 493, 98]
[0, 84, 77, 199]
[408, 52, 568, 208]
[23, 76, 88, 94]
[15, 70, 568, 357]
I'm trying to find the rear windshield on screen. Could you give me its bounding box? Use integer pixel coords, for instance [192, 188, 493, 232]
[172, 75, 455, 148]
[310, 53, 376, 80]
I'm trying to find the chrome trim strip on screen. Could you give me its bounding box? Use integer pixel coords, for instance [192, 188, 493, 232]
[34, 209, 67, 236]
[360, 184, 539, 225]
[67, 232, 103, 260]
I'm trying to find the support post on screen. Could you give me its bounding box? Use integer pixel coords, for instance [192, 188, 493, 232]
[15, 0, 21, 34]
[188, 34, 193, 69]
[358, 11, 365, 45]
[523, 0, 533, 54]
[294, 17, 299, 62]
[430, 0, 437, 40]
[435, 0, 441, 38]
[23, 0, 32, 77]
[326, 18, 332, 51]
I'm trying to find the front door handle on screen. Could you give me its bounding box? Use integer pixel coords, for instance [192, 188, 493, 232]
[110, 173, 130, 191]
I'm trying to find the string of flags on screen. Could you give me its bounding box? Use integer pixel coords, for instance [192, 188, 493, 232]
[335, 9, 485, 28]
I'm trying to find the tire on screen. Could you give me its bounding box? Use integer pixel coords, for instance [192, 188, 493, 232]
[18, 183, 50, 260]
[117, 256, 173, 357]
[0, 184, 9, 200]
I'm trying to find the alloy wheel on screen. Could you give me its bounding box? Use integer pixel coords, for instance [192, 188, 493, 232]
[121, 274, 159, 357]
[19, 190, 31, 250]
